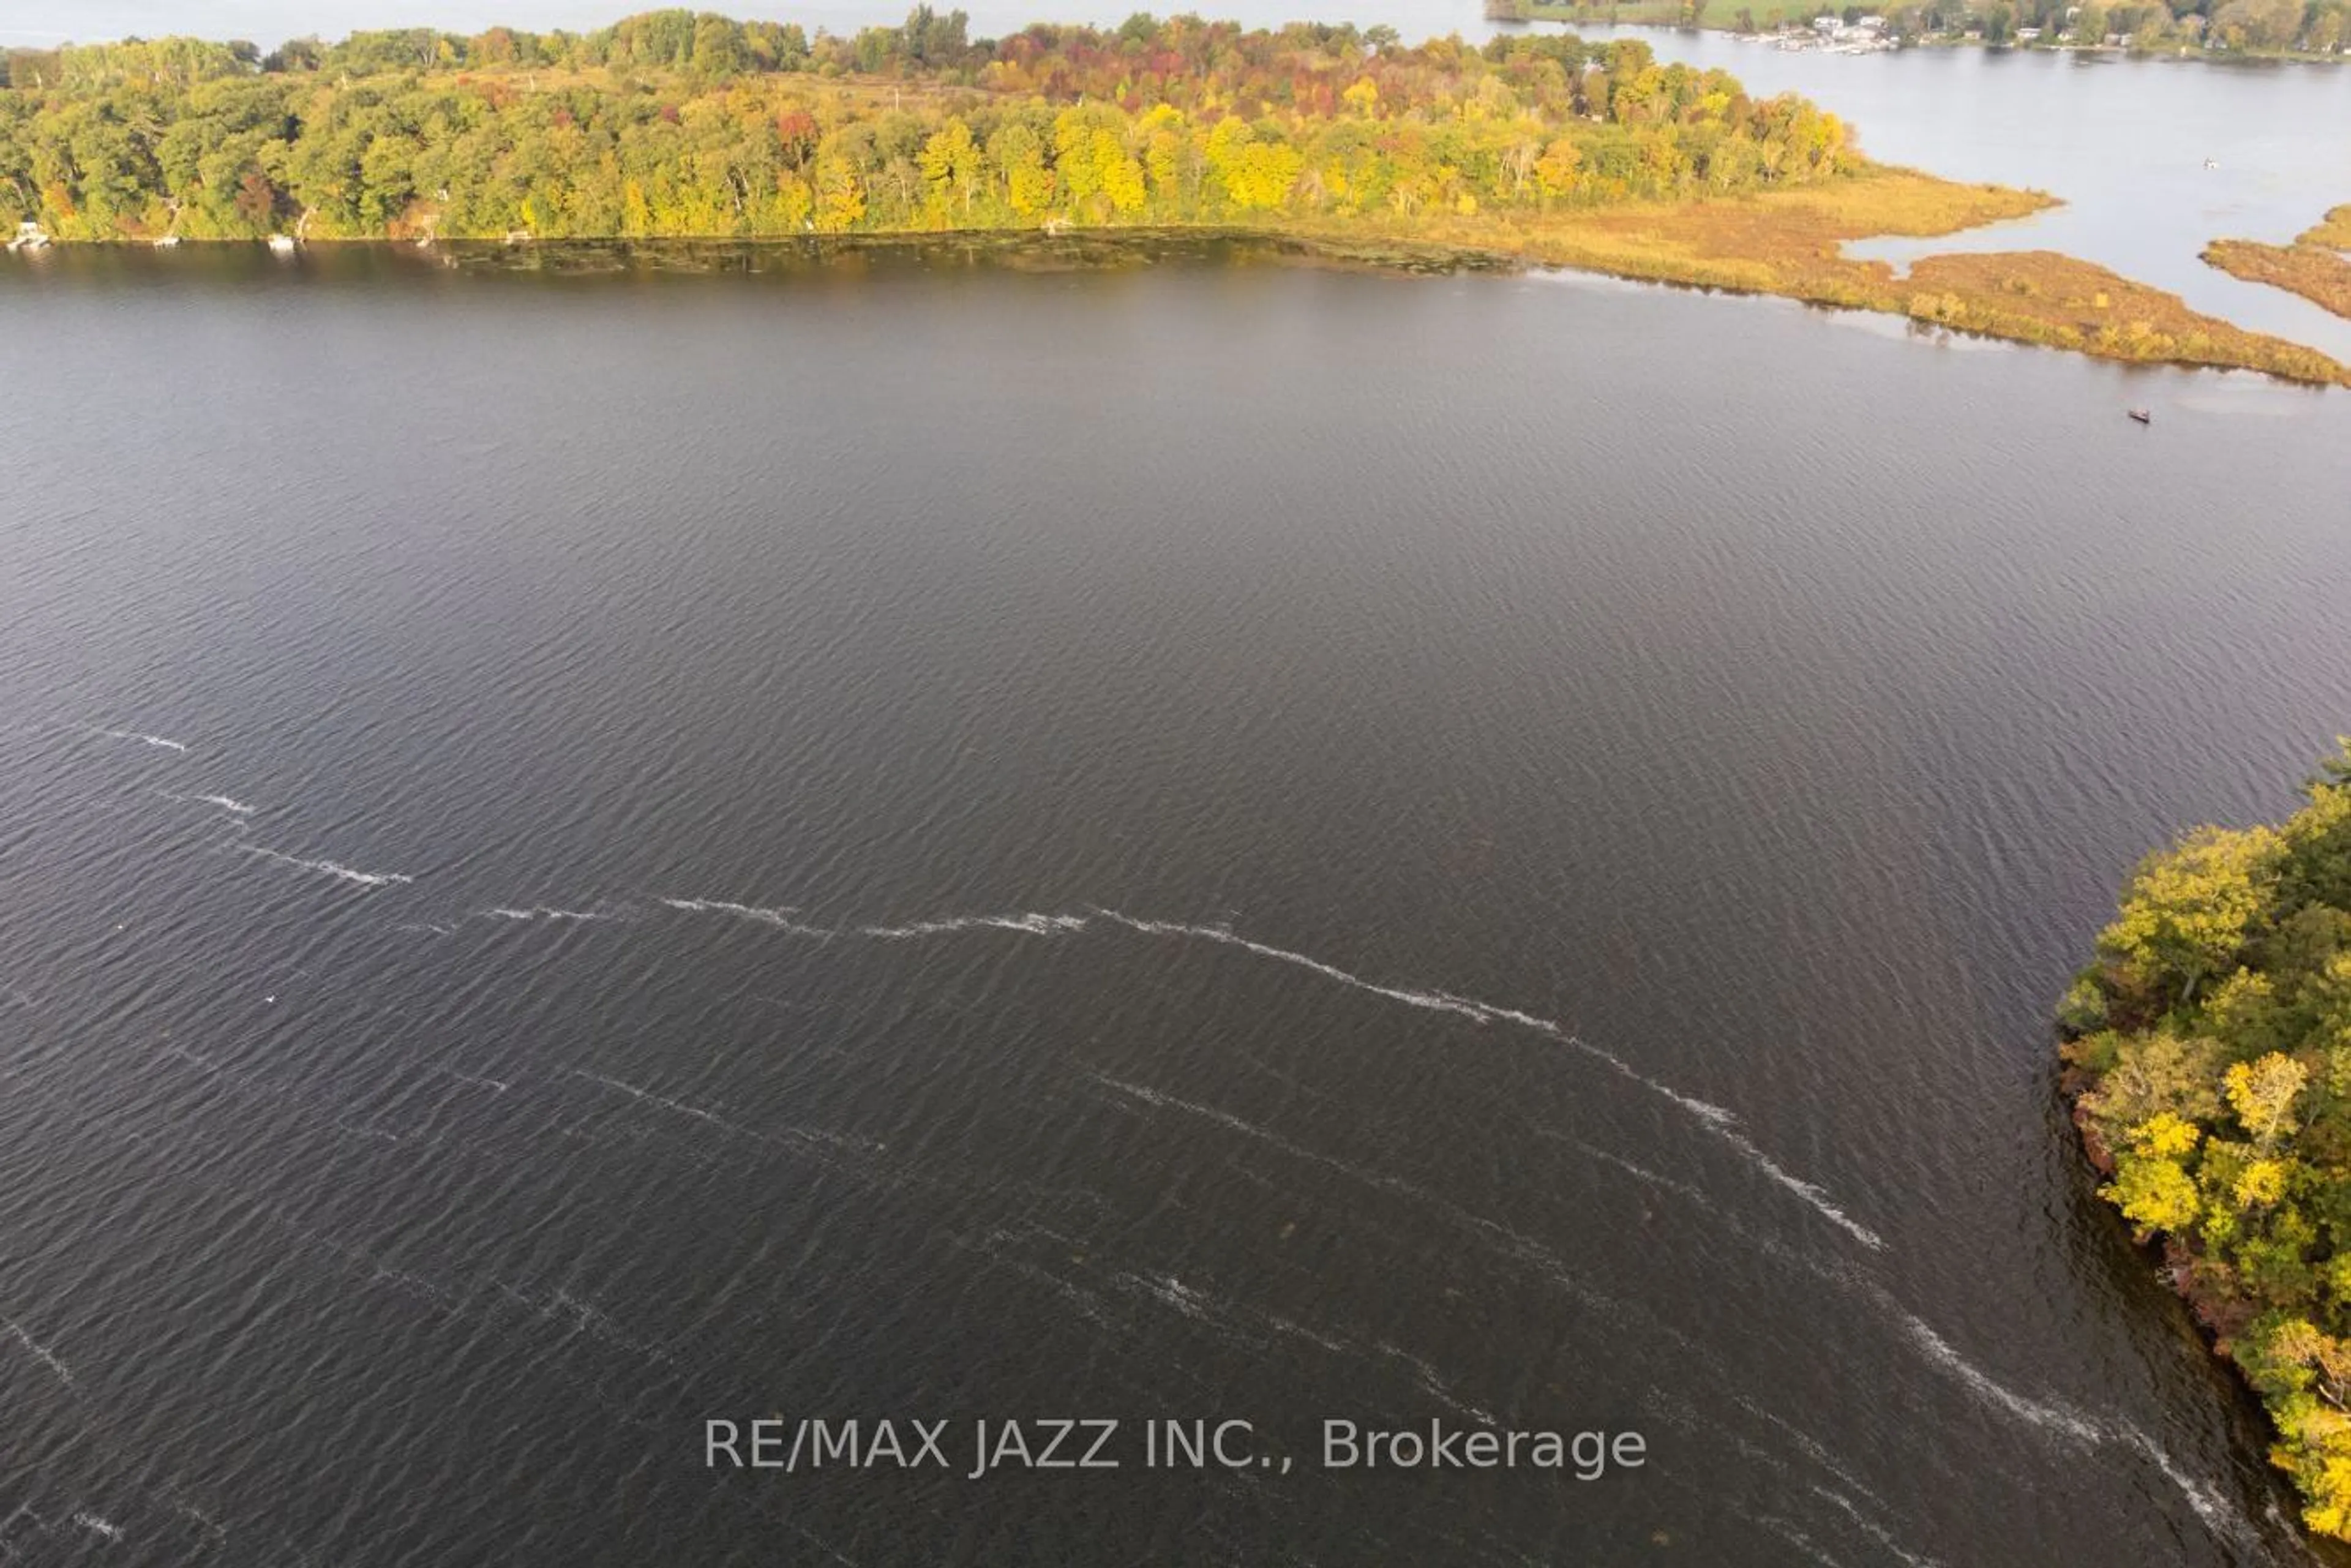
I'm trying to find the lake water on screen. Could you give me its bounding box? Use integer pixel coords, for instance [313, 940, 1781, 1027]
[2, 240, 2348, 1565]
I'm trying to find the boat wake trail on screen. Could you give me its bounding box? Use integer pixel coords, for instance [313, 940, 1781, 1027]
[159, 791, 255, 816]
[858, 913, 1090, 939]
[81, 724, 187, 753]
[568, 1069, 886, 1158]
[1646, 1387, 1940, 1568]
[481, 905, 626, 923]
[1894, 1309, 2102, 1446]
[658, 898, 834, 938]
[1090, 1075, 1692, 1345]
[1088, 911, 1883, 1251]
[71, 1513, 123, 1542]
[569, 1070, 753, 1137]
[1591, 1127, 2254, 1554]
[659, 898, 1084, 942]
[238, 844, 413, 890]
[650, 897, 1878, 1250]
[1545, 1133, 1848, 1285]
[1884, 1295, 2254, 1550]
[3, 1318, 74, 1390]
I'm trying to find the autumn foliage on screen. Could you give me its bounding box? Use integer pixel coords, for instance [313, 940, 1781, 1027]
[2204, 207, 2351, 326]
[2063, 743, 2351, 1539]
[0, 10, 1858, 243]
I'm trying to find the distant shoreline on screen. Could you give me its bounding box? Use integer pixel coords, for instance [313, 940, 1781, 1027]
[5, 12, 2344, 386]
[17, 195, 2348, 388]
[1492, 6, 2350, 64]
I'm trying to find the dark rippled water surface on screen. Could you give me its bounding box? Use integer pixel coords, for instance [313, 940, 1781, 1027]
[2, 244, 2349, 1566]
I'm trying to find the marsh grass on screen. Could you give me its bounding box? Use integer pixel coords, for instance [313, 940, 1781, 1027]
[2205, 211, 2351, 325]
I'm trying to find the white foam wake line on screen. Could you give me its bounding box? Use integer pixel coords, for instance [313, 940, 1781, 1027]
[1091, 1075, 1688, 1349]
[1117, 1271, 1218, 1322]
[1649, 1386, 1933, 1567]
[1896, 1309, 2103, 1445]
[1747, 1512, 1855, 1568]
[1373, 1341, 1498, 1425]
[162, 1485, 227, 1544]
[571, 1069, 746, 1134]
[659, 898, 834, 939]
[85, 724, 187, 752]
[1098, 1256, 1496, 1425]
[293, 1226, 465, 1316]
[239, 844, 413, 889]
[661, 898, 1082, 942]
[1553, 1134, 1850, 1289]
[1599, 1136, 2248, 1553]
[857, 913, 1087, 939]
[956, 1226, 1119, 1329]
[1891, 1300, 2256, 1550]
[1089, 910, 1884, 1251]
[1610, 1134, 2258, 1555]
[481, 906, 622, 923]
[160, 791, 254, 815]
[567, 1066, 882, 1166]
[1556, 1134, 1719, 1215]
[650, 898, 1876, 1248]
[1809, 1485, 1942, 1568]
[3, 1319, 73, 1390]
[1732, 1395, 1897, 1523]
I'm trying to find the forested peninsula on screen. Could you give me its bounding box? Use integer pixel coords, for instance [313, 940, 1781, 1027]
[2061, 742, 2351, 1540]
[2, 10, 2344, 384]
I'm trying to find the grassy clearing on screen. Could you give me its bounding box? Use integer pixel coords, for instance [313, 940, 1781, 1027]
[2300, 205, 2351, 249]
[2204, 206, 2351, 324]
[1288, 168, 2350, 385]
[1900, 250, 2347, 383]
[2205, 238, 2351, 323]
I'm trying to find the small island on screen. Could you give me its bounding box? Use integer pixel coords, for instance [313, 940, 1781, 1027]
[2, 9, 2344, 384]
[2207, 206, 2351, 323]
[2060, 741, 2351, 1540]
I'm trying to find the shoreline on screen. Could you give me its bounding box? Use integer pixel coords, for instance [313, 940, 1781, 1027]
[13, 184, 2347, 388]
[8, 15, 2342, 387]
[1499, 11, 2351, 64]
[2061, 1066, 2262, 1352]
[2058, 753, 2351, 1545]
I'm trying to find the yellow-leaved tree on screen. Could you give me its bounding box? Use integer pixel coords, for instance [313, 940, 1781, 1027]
[2064, 743, 2351, 1541]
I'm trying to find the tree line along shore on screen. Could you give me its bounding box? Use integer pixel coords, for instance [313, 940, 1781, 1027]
[2061, 745, 2351, 1540]
[2, 9, 2344, 385]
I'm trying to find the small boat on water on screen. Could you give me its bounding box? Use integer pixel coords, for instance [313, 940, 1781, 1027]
[7, 222, 50, 253]
[152, 234, 181, 249]
[267, 233, 297, 254]
[2128, 408, 2152, 425]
